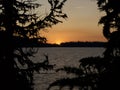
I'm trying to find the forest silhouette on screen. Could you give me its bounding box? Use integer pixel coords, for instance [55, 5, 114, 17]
[47, 0, 120, 90]
[0, 0, 67, 90]
[15, 41, 106, 47]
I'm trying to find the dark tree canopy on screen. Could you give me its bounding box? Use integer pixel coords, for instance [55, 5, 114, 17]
[0, 0, 67, 41]
[96, 0, 120, 57]
[97, 0, 120, 39]
[0, 0, 67, 90]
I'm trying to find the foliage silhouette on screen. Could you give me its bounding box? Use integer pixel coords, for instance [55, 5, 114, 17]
[0, 0, 67, 90]
[47, 0, 120, 90]
[96, 0, 120, 57]
[97, 0, 120, 40]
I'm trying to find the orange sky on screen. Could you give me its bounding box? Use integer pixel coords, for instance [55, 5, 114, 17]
[40, 0, 106, 44]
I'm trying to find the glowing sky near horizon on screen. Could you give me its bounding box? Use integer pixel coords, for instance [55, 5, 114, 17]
[40, 0, 106, 44]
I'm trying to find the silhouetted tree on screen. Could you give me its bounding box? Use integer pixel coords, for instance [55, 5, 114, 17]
[96, 0, 120, 89]
[96, 0, 120, 57]
[0, 0, 67, 90]
[97, 0, 120, 38]
[47, 0, 120, 90]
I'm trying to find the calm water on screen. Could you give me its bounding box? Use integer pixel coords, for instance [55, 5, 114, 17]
[32, 47, 105, 90]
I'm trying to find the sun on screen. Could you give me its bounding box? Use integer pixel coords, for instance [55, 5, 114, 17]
[56, 41, 61, 45]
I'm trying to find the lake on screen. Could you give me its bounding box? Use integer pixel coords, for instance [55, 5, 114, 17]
[32, 47, 105, 90]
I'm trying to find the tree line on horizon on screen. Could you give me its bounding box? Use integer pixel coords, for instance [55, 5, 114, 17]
[14, 39, 106, 47]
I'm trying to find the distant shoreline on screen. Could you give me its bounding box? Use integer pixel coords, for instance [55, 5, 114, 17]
[20, 41, 107, 47]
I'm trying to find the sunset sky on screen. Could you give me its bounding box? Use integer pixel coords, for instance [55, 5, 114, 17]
[40, 0, 106, 44]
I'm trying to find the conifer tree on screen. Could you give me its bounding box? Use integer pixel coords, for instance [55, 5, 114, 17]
[0, 0, 67, 90]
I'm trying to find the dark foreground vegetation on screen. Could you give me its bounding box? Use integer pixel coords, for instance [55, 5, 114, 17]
[0, 0, 67, 90]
